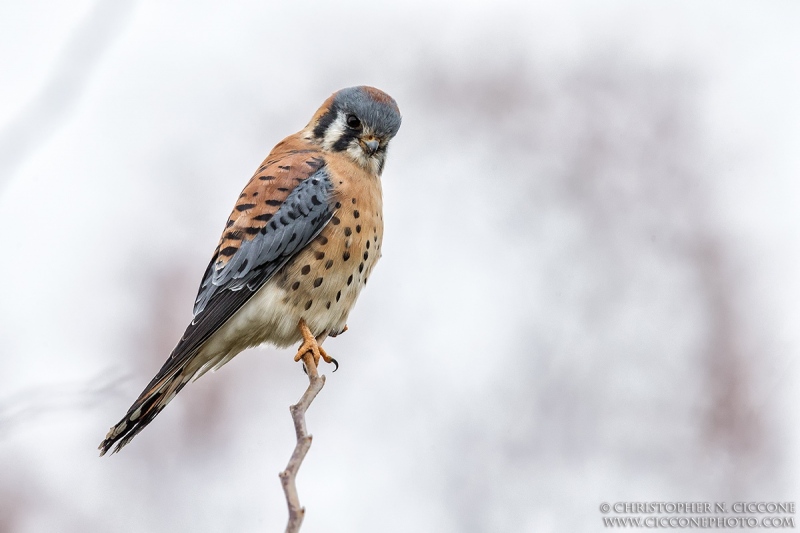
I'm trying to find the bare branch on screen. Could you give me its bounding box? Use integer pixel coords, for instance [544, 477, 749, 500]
[279, 353, 326, 533]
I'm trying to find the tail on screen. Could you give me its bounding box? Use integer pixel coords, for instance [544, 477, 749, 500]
[98, 366, 191, 456]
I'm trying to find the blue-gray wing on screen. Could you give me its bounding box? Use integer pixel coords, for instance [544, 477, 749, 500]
[164, 164, 334, 373]
[97, 150, 333, 456]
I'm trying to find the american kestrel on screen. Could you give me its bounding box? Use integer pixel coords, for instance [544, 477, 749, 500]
[99, 86, 401, 455]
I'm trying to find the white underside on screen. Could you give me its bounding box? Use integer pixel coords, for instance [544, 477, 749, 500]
[187, 277, 358, 380]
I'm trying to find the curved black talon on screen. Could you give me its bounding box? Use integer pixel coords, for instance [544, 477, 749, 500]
[330, 357, 339, 372]
[302, 362, 308, 375]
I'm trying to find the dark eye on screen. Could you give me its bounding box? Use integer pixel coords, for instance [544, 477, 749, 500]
[346, 114, 362, 129]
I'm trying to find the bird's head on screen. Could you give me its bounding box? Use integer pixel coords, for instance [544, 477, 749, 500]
[307, 86, 401, 175]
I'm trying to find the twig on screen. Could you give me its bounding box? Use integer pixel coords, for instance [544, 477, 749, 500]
[279, 353, 326, 533]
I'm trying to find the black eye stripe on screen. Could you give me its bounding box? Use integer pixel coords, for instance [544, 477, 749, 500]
[313, 105, 339, 139]
[331, 131, 357, 152]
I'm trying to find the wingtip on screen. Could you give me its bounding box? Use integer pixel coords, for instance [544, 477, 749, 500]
[98, 435, 115, 457]
[98, 435, 127, 456]
[98, 442, 110, 457]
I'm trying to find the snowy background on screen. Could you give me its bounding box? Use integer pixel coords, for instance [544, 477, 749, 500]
[0, 1, 798, 531]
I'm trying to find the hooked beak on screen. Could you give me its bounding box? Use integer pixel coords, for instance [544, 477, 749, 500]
[362, 139, 379, 156]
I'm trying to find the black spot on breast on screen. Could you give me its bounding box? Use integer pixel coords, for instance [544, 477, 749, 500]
[259, 175, 276, 181]
[265, 199, 282, 206]
[252, 192, 259, 197]
[356, 225, 361, 233]
[279, 165, 291, 170]
[336, 290, 341, 301]
[254, 213, 273, 222]
[237, 203, 256, 211]
[366, 240, 370, 249]
[244, 227, 261, 235]
[331, 216, 341, 225]
[344, 227, 352, 237]
[335, 201, 342, 209]
[326, 302, 331, 309]
[305, 300, 312, 310]
[363, 251, 369, 260]
[347, 275, 353, 285]
[325, 260, 333, 269]
[343, 251, 350, 261]
[291, 281, 300, 290]
[301, 265, 311, 275]
[220, 246, 238, 257]
[277, 187, 289, 192]
[317, 236, 328, 245]
[351, 198, 357, 204]
[313, 277, 323, 288]
[359, 263, 364, 273]
[315, 251, 325, 260]
[353, 210, 360, 218]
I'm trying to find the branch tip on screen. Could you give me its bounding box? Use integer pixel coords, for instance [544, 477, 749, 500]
[280, 352, 326, 533]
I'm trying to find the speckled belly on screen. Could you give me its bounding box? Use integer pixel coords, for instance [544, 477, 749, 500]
[198, 180, 383, 366]
[273, 200, 383, 338]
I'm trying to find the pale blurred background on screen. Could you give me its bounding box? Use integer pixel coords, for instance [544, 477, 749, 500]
[0, 1, 798, 532]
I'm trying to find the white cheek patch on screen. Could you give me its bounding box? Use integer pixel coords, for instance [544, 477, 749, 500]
[322, 115, 384, 174]
[321, 112, 347, 151]
[346, 143, 368, 165]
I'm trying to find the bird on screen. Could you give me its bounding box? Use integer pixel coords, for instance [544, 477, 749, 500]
[99, 86, 401, 455]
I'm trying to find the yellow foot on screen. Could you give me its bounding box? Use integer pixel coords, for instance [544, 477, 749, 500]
[293, 319, 338, 371]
